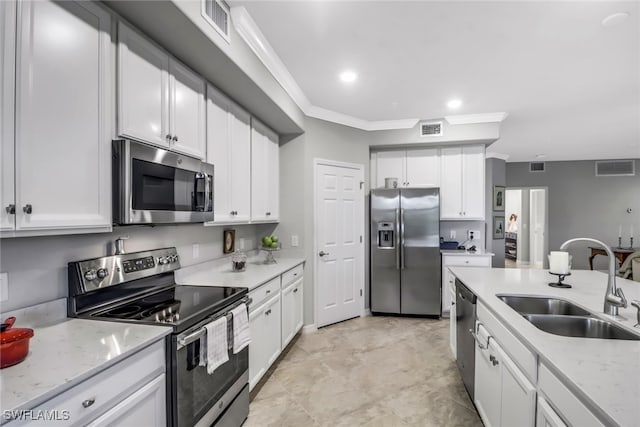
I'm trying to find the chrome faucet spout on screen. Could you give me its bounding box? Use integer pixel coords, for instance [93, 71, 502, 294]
[559, 238, 627, 316]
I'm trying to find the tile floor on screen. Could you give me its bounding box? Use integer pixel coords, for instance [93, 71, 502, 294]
[244, 316, 482, 427]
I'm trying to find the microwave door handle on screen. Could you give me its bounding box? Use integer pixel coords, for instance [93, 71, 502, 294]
[194, 172, 205, 211]
[204, 172, 212, 212]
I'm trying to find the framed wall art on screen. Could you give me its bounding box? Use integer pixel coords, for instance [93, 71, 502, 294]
[493, 186, 505, 211]
[493, 216, 505, 239]
[223, 229, 235, 254]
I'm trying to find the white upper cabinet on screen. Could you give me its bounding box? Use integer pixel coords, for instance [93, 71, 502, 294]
[251, 119, 279, 222]
[0, 0, 16, 231]
[11, 0, 112, 233]
[373, 149, 440, 188]
[168, 60, 206, 159]
[206, 84, 251, 224]
[440, 145, 485, 220]
[118, 22, 206, 159]
[405, 148, 440, 187]
[117, 22, 169, 148]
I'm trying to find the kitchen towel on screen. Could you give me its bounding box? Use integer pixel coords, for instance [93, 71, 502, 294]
[231, 303, 251, 354]
[199, 316, 229, 375]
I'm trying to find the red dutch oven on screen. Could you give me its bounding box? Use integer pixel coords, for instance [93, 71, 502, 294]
[0, 317, 34, 368]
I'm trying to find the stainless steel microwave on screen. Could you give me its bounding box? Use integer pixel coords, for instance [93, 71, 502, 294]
[113, 140, 214, 225]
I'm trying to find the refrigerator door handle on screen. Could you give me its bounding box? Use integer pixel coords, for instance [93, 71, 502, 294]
[395, 208, 401, 270]
[400, 208, 406, 270]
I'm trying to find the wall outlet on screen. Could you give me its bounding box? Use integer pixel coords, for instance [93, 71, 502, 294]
[291, 235, 299, 247]
[468, 230, 480, 240]
[449, 230, 456, 239]
[192, 243, 200, 259]
[0, 273, 8, 302]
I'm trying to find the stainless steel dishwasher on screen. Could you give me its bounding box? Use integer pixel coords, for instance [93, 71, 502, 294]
[455, 278, 477, 400]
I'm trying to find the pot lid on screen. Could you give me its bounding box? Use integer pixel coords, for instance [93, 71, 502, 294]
[0, 317, 34, 344]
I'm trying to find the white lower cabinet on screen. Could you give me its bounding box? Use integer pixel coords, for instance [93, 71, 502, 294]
[474, 322, 536, 427]
[442, 255, 492, 316]
[249, 293, 281, 390]
[281, 277, 304, 349]
[448, 280, 456, 358]
[536, 397, 568, 427]
[248, 263, 305, 391]
[9, 340, 165, 427]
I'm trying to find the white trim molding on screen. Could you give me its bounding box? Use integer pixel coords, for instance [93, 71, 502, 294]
[302, 324, 318, 334]
[231, 6, 441, 133]
[486, 152, 510, 161]
[445, 112, 509, 125]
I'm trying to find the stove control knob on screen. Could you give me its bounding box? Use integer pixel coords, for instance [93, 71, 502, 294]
[84, 270, 97, 281]
[170, 255, 178, 263]
[96, 268, 109, 279]
[158, 257, 169, 265]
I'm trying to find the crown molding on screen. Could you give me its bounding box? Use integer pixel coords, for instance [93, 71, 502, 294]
[231, 6, 427, 132]
[485, 152, 510, 161]
[445, 112, 509, 125]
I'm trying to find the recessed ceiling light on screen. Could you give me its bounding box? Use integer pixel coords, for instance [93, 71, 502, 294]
[602, 12, 629, 27]
[447, 99, 463, 109]
[339, 70, 357, 83]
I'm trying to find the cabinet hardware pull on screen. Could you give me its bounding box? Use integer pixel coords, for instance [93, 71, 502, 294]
[166, 134, 172, 140]
[5, 204, 15, 215]
[293, 288, 298, 293]
[266, 212, 271, 216]
[23, 204, 32, 214]
[490, 355, 499, 366]
[319, 251, 329, 257]
[173, 135, 179, 142]
[82, 398, 95, 408]
[266, 290, 271, 294]
[265, 309, 271, 315]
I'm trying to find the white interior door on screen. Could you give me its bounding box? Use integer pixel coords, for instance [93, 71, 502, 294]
[315, 160, 364, 328]
[529, 189, 546, 268]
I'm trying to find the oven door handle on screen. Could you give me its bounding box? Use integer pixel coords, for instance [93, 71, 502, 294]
[178, 328, 206, 349]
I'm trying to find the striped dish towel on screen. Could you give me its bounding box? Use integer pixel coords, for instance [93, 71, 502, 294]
[199, 316, 229, 375]
[231, 303, 251, 353]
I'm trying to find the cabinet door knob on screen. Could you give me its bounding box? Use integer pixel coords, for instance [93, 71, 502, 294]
[319, 251, 329, 257]
[82, 398, 95, 408]
[293, 288, 298, 293]
[266, 290, 271, 294]
[5, 204, 15, 215]
[265, 309, 271, 316]
[166, 134, 172, 140]
[23, 204, 32, 214]
[173, 135, 179, 142]
[266, 212, 271, 216]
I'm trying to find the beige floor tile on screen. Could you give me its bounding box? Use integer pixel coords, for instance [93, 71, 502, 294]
[247, 316, 481, 427]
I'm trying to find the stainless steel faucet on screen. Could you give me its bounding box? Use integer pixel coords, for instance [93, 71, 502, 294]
[559, 238, 627, 316]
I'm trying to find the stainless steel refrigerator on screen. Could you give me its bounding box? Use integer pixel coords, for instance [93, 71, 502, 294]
[370, 188, 441, 315]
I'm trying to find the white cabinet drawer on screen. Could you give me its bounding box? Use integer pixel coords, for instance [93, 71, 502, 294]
[281, 264, 303, 287]
[477, 302, 537, 384]
[443, 255, 492, 267]
[14, 340, 165, 427]
[538, 364, 604, 427]
[249, 277, 281, 312]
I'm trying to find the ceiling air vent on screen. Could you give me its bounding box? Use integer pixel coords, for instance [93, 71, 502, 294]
[202, 0, 230, 42]
[420, 121, 443, 137]
[529, 162, 545, 172]
[595, 160, 635, 177]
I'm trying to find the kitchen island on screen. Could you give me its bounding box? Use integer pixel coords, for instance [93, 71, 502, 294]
[450, 267, 640, 427]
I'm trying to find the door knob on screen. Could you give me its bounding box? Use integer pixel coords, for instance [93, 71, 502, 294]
[319, 251, 329, 257]
[5, 204, 15, 215]
[23, 204, 32, 214]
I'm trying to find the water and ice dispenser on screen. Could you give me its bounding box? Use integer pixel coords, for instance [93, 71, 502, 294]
[377, 222, 395, 248]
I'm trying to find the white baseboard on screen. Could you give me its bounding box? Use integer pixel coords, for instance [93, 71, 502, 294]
[302, 324, 317, 334]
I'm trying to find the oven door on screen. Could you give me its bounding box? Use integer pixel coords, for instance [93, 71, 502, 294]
[173, 312, 249, 426]
[113, 139, 214, 224]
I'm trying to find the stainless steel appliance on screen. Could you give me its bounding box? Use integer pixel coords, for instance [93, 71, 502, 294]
[68, 247, 248, 427]
[370, 188, 441, 315]
[456, 278, 477, 400]
[113, 139, 214, 225]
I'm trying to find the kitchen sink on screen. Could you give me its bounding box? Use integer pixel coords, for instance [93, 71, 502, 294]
[497, 295, 592, 316]
[523, 314, 640, 341]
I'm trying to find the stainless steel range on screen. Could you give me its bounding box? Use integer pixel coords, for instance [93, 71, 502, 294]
[68, 247, 249, 427]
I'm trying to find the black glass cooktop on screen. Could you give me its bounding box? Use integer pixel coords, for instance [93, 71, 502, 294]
[90, 285, 247, 332]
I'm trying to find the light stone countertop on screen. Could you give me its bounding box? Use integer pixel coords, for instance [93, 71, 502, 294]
[0, 318, 171, 418]
[449, 267, 640, 427]
[440, 249, 495, 256]
[175, 256, 306, 291]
